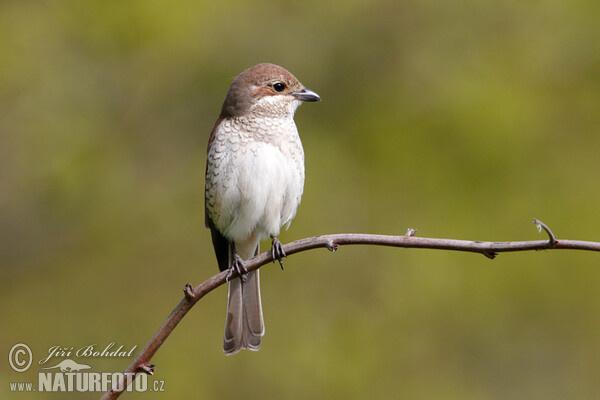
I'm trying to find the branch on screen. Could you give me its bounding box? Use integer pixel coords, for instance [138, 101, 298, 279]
[102, 219, 599, 399]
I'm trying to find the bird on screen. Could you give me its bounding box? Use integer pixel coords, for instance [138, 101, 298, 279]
[205, 63, 320, 355]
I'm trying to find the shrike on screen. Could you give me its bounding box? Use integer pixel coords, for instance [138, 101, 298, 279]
[205, 63, 320, 355]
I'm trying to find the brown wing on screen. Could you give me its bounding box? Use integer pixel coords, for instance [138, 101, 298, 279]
[205, 116, 230, 271]
[206, 115, 225, 156]
[208, 218, 230, 272]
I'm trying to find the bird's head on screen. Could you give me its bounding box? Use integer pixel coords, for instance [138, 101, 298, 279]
[220, 63, 320, 119]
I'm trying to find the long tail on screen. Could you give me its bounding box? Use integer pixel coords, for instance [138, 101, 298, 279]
[223, 238, 264, 355]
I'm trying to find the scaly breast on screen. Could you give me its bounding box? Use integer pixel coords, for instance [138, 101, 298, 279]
[205, 117, 305, 242]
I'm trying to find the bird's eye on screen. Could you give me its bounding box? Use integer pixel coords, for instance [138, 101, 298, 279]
[272, 82, 285, 92]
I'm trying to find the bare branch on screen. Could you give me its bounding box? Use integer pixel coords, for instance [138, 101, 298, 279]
[102, 219, 600, 399]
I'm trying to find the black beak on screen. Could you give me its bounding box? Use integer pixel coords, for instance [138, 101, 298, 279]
[292, 88, 321, 102]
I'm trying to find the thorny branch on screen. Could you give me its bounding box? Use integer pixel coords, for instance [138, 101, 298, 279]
[102, 219, 600, 399]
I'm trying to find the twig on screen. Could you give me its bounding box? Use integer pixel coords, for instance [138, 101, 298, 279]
[102, 219, 599, 399]
[533, 218, 557, 246]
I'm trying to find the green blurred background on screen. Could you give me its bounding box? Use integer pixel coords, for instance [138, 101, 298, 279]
[2, 1, 600, 399]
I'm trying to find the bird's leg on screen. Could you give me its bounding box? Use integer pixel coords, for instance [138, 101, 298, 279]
[226, 243, 248, 283]
[270, 235, 287, 270]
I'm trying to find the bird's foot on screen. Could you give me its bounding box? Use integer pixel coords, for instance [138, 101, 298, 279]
[270, 235, 287, 270]
[226, 253, 248, 282]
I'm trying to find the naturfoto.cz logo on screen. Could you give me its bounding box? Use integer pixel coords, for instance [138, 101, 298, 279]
[8, 343, 165, 393]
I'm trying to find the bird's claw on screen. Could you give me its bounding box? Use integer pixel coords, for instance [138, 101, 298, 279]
[226, 253, 248, 282]
[271, 236, 287, 270]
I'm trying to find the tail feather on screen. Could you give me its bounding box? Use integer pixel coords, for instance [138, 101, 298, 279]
[223, 278, 243, 353]
[242, 270, 264, 337]
[223, 240, 264, 355]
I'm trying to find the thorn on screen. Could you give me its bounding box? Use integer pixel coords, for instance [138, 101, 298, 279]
[405, 228, 418, 237]
[139, 363, 156, 375]
[183, 283, 195, 301]
[532, 218, 557, 247]
[326, 239, 338, 252]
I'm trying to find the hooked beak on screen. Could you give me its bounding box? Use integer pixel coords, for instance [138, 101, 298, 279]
[292, 88, 321, 102]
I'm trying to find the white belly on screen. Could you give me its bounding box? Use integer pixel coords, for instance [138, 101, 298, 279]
[206, 128, 305, 243]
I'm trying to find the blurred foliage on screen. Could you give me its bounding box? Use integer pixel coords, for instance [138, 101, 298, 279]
[2, 0, 600, 399]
